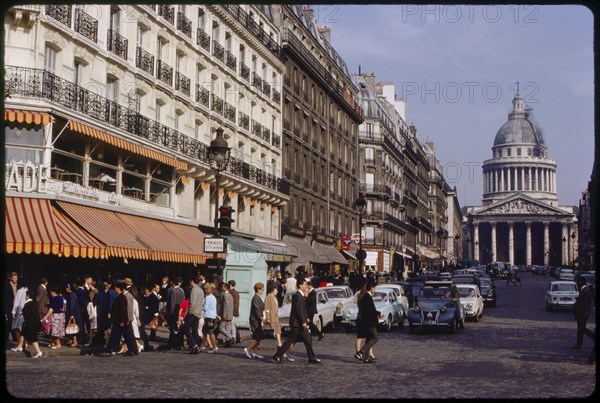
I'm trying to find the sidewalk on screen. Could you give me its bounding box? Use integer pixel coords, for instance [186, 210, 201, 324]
[6, 325, 252, 359]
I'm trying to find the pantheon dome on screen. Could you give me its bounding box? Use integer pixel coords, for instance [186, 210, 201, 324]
[481, 85, 558, 206]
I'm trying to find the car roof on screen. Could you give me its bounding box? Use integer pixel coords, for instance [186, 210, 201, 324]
[422, 280, 453, 287]
[550, 280, 577, 284]
[319, 285, 348, 290]
[455, 283, 478, 289]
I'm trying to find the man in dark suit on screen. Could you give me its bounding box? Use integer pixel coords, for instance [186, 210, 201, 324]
[306, 280, 324, 340]
[167, 277, 185, 349]
[273, 277, 320, 364]
[99, 280, 137, 356]
[145, 284, 160, 341]
[35, 278, 50, 321]
[572, 278, 594, 350]
[228, 280, 240, 344]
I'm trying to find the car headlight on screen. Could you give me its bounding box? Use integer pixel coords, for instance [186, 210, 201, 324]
[465, 303, 472, 310]
[413, 305, 420, 312]
[440, 306, 447, 313]
[337, 303, 344, 310]
[345, 311, 351, 318]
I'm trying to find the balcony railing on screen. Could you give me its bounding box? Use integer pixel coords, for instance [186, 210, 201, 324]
[239, 62, 250, 81]
[46, 5, 71, 27]
[156, 60, 173, 86]
[5, 65, 288, 196]
[360, 183, 392, 197]
[212, 40, 224, 62]
[262, 81, 271, 97]
[251, 120, 262, 137]
[239, 111, 249, 131]
[195, 84, 209, 107]
[107, 29, 128, 60]
[224, 101, 236, 123]
[175, 71, 190, 96]
[74, 8, 98, 42]
[261, 128, 271, 143]
[272, 88, 281, 104]
[272, 133, 281, 148]
[177, 12, 192, 37]
[196, 29, 210, 52]
[252, 73, 262, 91]
[211, 93, 224, 115]
[136, 46, 154, 75]
[225, 50, 237, 72]
[158, 4, 174, 25]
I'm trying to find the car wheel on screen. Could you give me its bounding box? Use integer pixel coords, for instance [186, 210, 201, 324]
[382, 315, 392, 332]
[450, 318, 457, 333]
[345, 325, 353, 333]
[459, 318, 465, 329]
[408, 322, 415, 334]
[473, 312, 479, 322]
[317, 317, 323, 332]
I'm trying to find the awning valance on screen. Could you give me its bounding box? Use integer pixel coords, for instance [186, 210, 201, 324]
[68, 120, 188, 171]
[283, 235, 326, 264]
[313, 241, 348, 265]
[56, 201, 211, 264]
[342, 249, 357, 260]
[228, 235, 296, 263]
[5, 197, 107, 258]
[5, 109, 52, 125]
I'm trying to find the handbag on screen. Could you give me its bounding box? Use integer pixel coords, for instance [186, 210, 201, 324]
[149, 316, 160, 331]
[43, 318, 51, 334]
[65, 316, 80, 335]
[205, 318, 215, 329]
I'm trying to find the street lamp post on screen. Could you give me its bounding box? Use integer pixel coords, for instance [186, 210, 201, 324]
[437, 228, 445, 269]
[475, 240, 479, 263]
[454, 233, 460, 264]
[207, 127, 231, 274]
[562, 236, 567, 266]
[466, 237, 471, 260]
[354, 194, 367, 274]
[571, 231, 576, 269]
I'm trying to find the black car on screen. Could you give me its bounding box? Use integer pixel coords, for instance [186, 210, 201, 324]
[390, 281, 414, 308]
[478, 277, 497, 307]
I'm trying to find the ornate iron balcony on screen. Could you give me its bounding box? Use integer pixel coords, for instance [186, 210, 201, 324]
[211, 93, 224, 115]
[272, 88, 281, 104]
[238, 112, 249, 131]
[212, 40, 224, 62]
[107, 29, 128, 60]
[177, 12, 191, 37]
[224, 101, 236, 123]
[5, 65, 288, 195]
[239, 62, 250, 81]
[46, 5, 71, 27]
[262, 128, 271, 143]
[74, 8, 98, 42]
[196, 29, 210, 52]
[252, 120, 262, 137]
[225, 50, 237, 72]
[136, 46, 154, 75]
[221, 4, 281, 58]
[252, 73, 262, 91]
[262, 81, 271, 97]
[272, 134, 281, 148]
[156, 60, 173, 86]
[175, 71, 190, 96]
[158, 4, 174, 25]
[195, 84, 209, 107]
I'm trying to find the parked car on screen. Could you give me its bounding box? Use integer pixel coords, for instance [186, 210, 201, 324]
[545, 281, 579, 311]
[278, 289, 337, 333]
[455, 284, 484, 321]
[487, 261, 508, 278]
[319, 285, 355, 325]
[478, 277, 497, 307]
[575, 271, 595, 286]
[341, 288, 405, 332]
[531, 265, 548, 275]
[375, 283, 409, 312]
[407, 281, 466, 334]
[438, 272, 452, 281]
[557, 268, 575, 281]
[390, 281, 415, 308]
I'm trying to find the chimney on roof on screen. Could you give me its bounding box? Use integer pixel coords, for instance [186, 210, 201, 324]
[409, 125, 417, 137]
[303, 5, 314, 21]
[364, 72, 376, 88]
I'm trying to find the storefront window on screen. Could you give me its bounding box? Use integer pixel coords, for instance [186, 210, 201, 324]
[5, 126, 44, 164]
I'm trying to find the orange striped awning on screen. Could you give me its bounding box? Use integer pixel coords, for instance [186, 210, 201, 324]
[5, 197, 107, 259]
[68, 120, 188, 171]
[57, 201, 215, 264]
[5, 109, 52, 125]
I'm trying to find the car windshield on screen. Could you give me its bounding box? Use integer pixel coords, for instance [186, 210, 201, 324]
[372, 291, 388, 302]
[325, 289, 346, 299]
[551, 283, 577, 292]
[561, 269, 574, 274]
[457, 288, 477, 298]
[419, 287, 451, 299]
[479, 279, 491, 287]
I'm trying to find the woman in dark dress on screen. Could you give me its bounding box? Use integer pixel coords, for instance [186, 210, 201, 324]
[65, 283, 83, 347]
[356, 280, 383, 364]
[41, 287, 65, 349]
[21, 290, 43, 358]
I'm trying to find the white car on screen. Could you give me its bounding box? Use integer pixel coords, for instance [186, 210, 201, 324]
[278, 289, 337, 332]
[375, 284, 410, 311]
[546, 281, 579, 310]
[319, 285, 355, 324]
[558, 268, 575, 281]
[455, 284, 484, 321]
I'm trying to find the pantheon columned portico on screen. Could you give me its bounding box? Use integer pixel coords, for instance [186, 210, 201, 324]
[463, 86, 577, 267]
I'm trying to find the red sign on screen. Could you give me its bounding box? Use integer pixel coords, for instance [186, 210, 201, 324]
[342, 235, 351, 251]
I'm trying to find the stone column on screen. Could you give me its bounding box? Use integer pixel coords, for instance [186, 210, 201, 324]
[544, 222, 550, 266]
[562, 223, 568, 266]
[526, 221, 532, 266]
[507, 167, 512, 191]
[473, 222, 480, 261]
[553, 171, 557, 194]
[527, 167, 532, 191]
[508, 222, 514, 265]
[500, 168, 504, 192]
[491, 222, 497, 262]
[521, 167, 525, 191]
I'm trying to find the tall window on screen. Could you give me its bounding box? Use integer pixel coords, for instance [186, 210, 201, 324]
[44, 46, 56, 73]
[110, 7, 120, 33]
[106, 77, 119, 102]
[155, 101, 162, 121]
[74, 61, 83, 86]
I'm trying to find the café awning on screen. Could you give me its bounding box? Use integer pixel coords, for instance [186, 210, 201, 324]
[5, 109, 52, 125]
[5, 197, 107, 258]
[56, 201, 212, 264]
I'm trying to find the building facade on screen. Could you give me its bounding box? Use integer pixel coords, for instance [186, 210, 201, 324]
[463, 87, 577, 267]
[578, 166, 595, 270]
[4, 4, 290, 326]
[271, 5, 363, 276]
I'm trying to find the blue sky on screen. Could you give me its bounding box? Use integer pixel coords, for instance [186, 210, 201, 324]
[321, 4, 594, 207]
